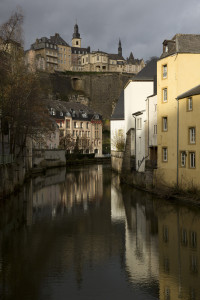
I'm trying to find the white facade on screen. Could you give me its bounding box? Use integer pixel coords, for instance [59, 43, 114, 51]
[146, 95, 157, 148]
[124, 81, 154, 172]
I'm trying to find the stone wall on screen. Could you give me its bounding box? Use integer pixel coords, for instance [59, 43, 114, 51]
[39, 72, 133, 118]
[33, 149, 66, 168]
[0, 159, 26, 198]
[111, 151, 124, 173]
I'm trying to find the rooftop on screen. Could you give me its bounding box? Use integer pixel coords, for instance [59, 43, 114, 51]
[160, 34, 200, 59]
[177, 84, 200, 100]
[110, 90, 124, 120]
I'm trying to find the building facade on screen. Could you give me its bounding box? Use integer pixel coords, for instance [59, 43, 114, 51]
[155, 34, 200, 188]
[48, 101, 103, 155]
[25, 24, 144, 74]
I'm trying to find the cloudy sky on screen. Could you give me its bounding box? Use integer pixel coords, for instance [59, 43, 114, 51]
[0, 0, 200, 61]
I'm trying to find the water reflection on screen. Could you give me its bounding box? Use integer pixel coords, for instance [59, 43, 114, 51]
[1, 165, 200, 299]
[155, 200, 200, 300]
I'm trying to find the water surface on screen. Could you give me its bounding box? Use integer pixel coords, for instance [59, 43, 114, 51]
[0, 165, 199, 300]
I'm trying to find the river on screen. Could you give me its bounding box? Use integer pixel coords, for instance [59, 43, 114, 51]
[0, 165, 199, 300]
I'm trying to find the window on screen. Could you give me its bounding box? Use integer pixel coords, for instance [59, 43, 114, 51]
[163, 226, 169, 242]
[189, 152, 196, 168]
[97, 55, 99, 61]
[181, 229, 187, 246]
[190, 231, 197, 248]
[66, 120, 70, 128]
[163, 88, 167, 102]
[164, 287, 170, 300]
[163, 64, 167, 78]
[60, 111, 63, 116]
[74, 122, 77, 128]
[154, 125, 157, 134]
[164, 257, 170, 273]
[86, 122, 89, 129]
[180, 151, 186, 167]
[188, 97, 193, 111]
[189, 127, 195, 144]
[162, 147, 168, 162]
[60, 122, 63, 128]
[190, 255, 198, 273]
[80, 122, 83, 128]
[164, 45, 168, 53]
[162, 117, 168, 131]
[137, 118, 142, 129]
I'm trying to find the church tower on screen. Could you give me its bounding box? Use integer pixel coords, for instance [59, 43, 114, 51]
[118, 39, 122, 57]
[72, 23, 81, 48]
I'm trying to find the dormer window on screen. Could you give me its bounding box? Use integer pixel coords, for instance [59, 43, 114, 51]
[165, 45, 168, 53]
[60, 111, 63, 116]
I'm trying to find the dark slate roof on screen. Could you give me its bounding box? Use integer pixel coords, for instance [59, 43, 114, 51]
[50, 33, 70, 47]
[132, 57, 158, 81]
[110, 90, 124, 120]
[160, 34, 200, 59]
[177, 84, 200, 100]
[108, 53, 125, 61]
[47, 100, 102, 121]
[71, 46, 90, 54]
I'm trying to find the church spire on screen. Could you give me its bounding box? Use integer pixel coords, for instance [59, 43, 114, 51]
[118, 39, 122, 56]
[73, 23, 80, 39]
[72, 22, 81, 48]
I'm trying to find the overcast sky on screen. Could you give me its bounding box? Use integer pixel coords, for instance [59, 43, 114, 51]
[0, 0, 200, 61]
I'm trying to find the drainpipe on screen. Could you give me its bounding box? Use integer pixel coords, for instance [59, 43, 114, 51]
[176, 98, 179, 187]
[132, 111, 143, 171]
[132, 115, 136, 170]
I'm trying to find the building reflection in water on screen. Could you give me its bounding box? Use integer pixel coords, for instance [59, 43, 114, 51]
[155, 200, 200, 300]
[2, 166, 200, 299]
[31, 165, 103, 222]
[111, 174, 159, 296]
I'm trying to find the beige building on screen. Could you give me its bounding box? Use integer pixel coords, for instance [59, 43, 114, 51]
[71, 23, 90, 71]
[25, 24, 144, 74]
[50, 33, 71, 71]
[80, 40, 145, 73]
[26, 36, 58, 72]
[48, 100, 103, 155]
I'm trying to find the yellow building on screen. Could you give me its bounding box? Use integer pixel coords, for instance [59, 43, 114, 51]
[155, 34, 200, 188]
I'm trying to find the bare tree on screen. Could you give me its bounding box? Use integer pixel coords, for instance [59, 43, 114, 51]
[0, 8, 52, 160]
[59, 133, 75, 152]
[111, 130, 125, 152]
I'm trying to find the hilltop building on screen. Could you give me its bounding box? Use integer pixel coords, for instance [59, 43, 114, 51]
[25, 23, 144, 74]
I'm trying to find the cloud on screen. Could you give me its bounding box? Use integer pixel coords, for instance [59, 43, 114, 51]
[0, 0, 200, 60]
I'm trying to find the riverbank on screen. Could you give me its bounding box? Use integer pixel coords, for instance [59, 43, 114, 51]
[120, 170, 200, 207]
[0, 157, 111, 199]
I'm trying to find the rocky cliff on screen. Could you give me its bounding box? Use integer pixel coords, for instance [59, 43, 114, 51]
[39, 72, 134, 119]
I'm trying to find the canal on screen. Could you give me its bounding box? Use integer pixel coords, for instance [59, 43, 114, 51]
[0, 165, 199, 299]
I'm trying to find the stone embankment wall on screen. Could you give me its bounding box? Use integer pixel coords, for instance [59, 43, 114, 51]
[0, 159, 26, 198]
[111, 151, 124, 173]
[33, 149, 66, 168]
[111, 149, 153, 189]
[40, 72, 133, 118]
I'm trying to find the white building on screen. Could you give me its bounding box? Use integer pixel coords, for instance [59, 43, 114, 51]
[124, 58, 158, 172]
[145, 94, 157, 168]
